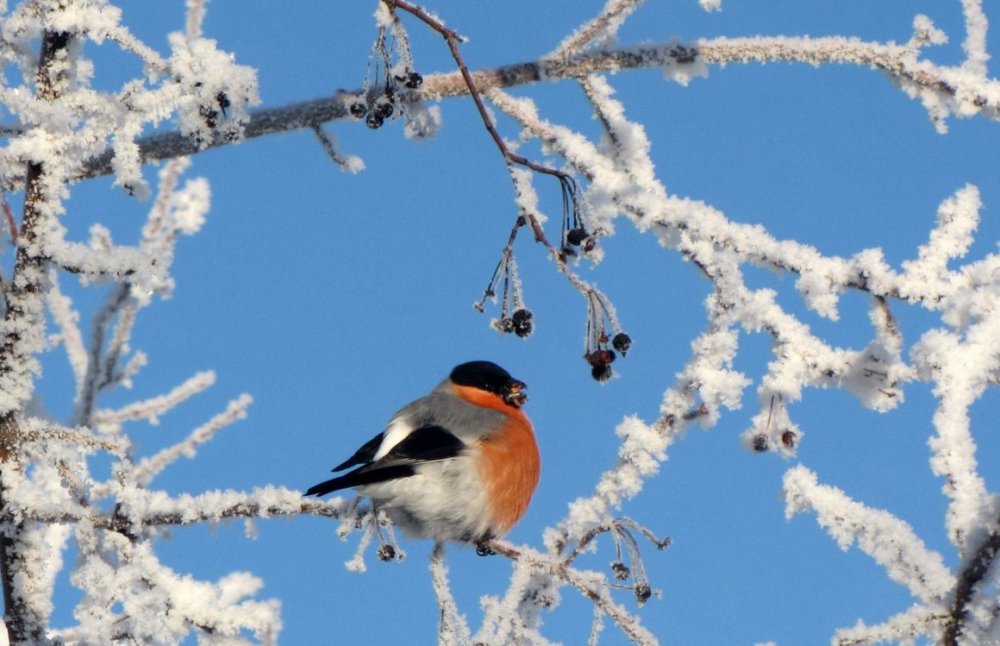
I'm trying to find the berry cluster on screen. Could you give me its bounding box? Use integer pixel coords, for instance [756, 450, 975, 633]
[750, 396, 799, 453]
[557, 176, 597, 260]
[584, 291, 631, 382]
[603, 519, 665, 606]
[752, 428, 798, 452]
[475, 237, 533, 339]
[349, 9, 424, 130]
[349, 70, 423, 130]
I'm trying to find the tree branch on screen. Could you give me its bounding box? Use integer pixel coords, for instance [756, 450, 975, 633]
[944, 522, 1000, 645]
[486, 539, 658, 645]
[68, 33, 998, 183]
[0, 28, 73, 645]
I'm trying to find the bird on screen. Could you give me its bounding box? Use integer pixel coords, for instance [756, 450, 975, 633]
[306, 360, 540, 546]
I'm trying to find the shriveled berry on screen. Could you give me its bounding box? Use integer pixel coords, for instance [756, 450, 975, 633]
[349, 101, 367, 118]
[591, 363, 613, 382]
[611, 561, 630, 581]
[612, 332, 632, 356]
[566, 227, 588, 246]
[377, 544, 396, 561]
[751, 434, 768, 452]
[512, 308, 533, 338]
[405, 71, 423, 89]
[781, 429, 797, 449]
[587, 349, 616, 367]
[374, 96, 394, 119]
[634, 583, 652, 603]
[365, 112, 384, 129]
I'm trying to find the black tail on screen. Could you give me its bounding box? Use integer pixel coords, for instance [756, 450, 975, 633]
[305, 464, 416, 497]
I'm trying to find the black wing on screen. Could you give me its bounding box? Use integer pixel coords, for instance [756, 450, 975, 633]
[332, 431, 385, 472]
[305, 425, 464, 497]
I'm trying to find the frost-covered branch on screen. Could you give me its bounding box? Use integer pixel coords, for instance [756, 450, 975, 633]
[0, 27, 76, 644]
[2, 0, 999, 643]
[945, 522, 1000, 645]
[430, 544, 473, 646]
[783, 466, 953, 604]
[74, 13, 1000, 181]
[485, 539, 659, 645]
[93, 370, 216, 427]
[133, 393, 252, 486]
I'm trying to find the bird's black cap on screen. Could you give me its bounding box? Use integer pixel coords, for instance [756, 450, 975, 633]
[450, 361, 527, 406]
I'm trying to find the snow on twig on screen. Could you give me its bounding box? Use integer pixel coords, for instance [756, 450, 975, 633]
[92, 370, 216, 426]
[46, 270, 87, 394]
[783, 466, 953, 604]
[133, 393, 252, 486]
[549, 0, 646, 58]
[429, 544, 473, 646]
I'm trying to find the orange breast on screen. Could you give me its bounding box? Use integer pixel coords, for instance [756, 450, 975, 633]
[475, 413, 540, 536]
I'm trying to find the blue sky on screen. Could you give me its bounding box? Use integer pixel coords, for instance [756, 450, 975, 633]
[36, 1, 1000, 643]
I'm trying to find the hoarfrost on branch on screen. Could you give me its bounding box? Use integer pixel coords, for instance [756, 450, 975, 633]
[0, 0, 998, 644]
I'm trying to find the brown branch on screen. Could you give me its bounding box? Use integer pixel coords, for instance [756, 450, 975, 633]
[944, 524, 1000, 645]
[384, 1, 569, 227]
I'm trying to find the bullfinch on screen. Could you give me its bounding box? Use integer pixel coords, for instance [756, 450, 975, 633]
[306, 361, 540, 544]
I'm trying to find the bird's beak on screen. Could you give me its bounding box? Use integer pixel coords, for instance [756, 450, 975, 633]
[503, 380, 528, 407]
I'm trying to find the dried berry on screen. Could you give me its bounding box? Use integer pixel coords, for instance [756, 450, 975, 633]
[374, 95, 394, 119]
[377, 544, 396, 561]
[591, 363, 613, 382]
[349, 101, 368, 118]
[634, 583, 652, 603]
[405, 71, 423, 89]
[612, 332, 632, 356]
[751, 434, 768, 452]
[781, 429, 797, 449]
[566, 227, 588, 246]
[511, 308, 533, 338]
[587, 349, 616, 367]
[494, 317, 514, 334]
[611, 561, 631, 581]
[365, 112, 384, 129]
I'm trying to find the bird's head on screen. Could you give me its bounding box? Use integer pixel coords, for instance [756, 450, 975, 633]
[450, 360, 527, 408]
